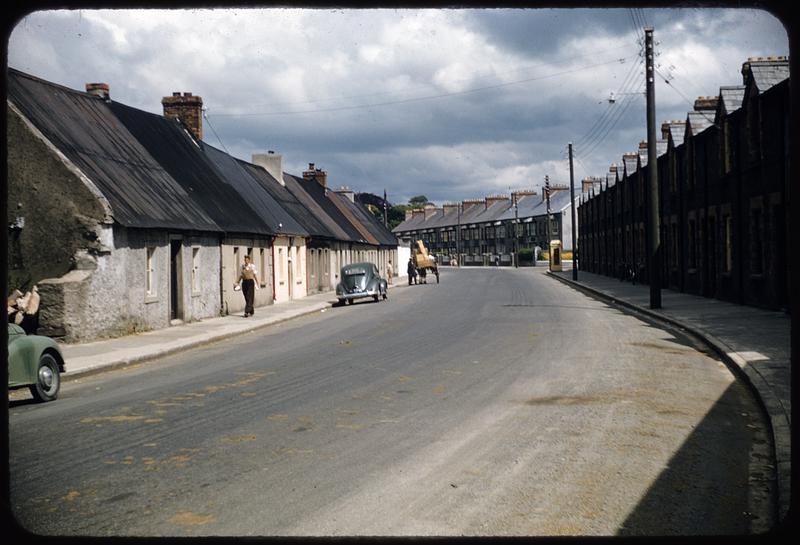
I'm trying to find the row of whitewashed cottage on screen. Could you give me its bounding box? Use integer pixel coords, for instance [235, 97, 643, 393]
[7, 68, 399, 343]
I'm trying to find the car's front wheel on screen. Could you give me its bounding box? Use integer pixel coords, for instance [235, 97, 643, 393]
[29, 353, 60, 402]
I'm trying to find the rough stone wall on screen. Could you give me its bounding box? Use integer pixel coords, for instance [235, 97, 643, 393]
[6, 105, 110, 293]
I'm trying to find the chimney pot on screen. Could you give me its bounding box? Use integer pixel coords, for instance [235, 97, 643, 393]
[85, 82, 110, 100]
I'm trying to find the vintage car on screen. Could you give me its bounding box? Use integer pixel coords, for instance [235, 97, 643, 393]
[335, 262, 388, 305]
[7, 323, 65, 402]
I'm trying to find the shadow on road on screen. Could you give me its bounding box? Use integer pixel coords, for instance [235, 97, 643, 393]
[616, 379, 776, 536]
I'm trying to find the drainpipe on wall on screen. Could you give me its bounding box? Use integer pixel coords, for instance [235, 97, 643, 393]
[272, 240, 277, 302]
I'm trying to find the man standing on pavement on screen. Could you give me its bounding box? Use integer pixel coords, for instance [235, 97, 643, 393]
[407, 257, 417, 285]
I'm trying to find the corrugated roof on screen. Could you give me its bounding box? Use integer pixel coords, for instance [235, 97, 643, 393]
[333, 192, 398, 247]
[109, 101, 273, 235]
[7, 68, 220, 232]
[282, 174, 353, 241]
[287, 175, 368, 243]
[201, 144, 308, 237]
[327, 191, 380, 244]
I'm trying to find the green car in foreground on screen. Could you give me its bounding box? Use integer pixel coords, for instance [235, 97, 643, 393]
[335, 262, 388, 305]
[7, 323, 65, 402]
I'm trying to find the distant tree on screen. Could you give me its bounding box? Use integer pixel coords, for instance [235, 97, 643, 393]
[408, 195, 429, 206]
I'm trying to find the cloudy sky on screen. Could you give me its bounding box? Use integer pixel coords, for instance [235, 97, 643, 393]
[7, 4, 789, 205]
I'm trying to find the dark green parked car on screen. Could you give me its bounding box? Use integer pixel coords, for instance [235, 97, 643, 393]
[335, 262, 388, 305]
[7, 323, 65, 402]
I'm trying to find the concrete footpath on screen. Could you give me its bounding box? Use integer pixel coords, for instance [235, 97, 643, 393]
[548, 268, 792, 523]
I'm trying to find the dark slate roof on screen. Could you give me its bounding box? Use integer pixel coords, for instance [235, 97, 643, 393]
[109, 101, 273, 235]
[719, 85, 745, 115]
[285, 175, 368, 243]
[240, 163, 334, 239]
[474, 199, 511, 225]
[392, 211, 428, 233]
[637, 140, 668, 167]
[6, 68, 220, 232]
[282, 174, 353, 241]
[201, 144, 307, 237]
[667, 121, 686, 147]
[459, 201, 490, 227]
[326, 191, 380, 244]
[622, 155, 639, 176]
[747, 58, 790, 93]
[333, 193, 398, 247]
[686, 110, 715, 136]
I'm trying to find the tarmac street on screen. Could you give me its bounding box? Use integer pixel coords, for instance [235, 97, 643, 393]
[7, 267, 779, 536]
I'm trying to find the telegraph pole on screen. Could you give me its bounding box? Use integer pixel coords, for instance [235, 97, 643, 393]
[568, 143, 578, 280]
[513, 193, 519, 268]
[545, 175, 552, 255]
[383, 189, 388, 229]
[645, 27, 661, 308]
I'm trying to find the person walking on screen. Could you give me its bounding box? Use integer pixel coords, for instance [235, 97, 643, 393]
[407, 257, 417, 285]
[236, 254, 260, 317]
[387, 260, 393, 285]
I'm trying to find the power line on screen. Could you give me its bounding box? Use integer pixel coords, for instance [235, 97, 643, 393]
[654, 67, 718, 127]
[208, 56, 631, 118]
[202, 109, 231, 155]
[220, 42, 637, 112]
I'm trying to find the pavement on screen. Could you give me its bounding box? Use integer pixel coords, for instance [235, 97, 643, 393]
[54, 265, 791, 523]
[547, 267, 792, 524]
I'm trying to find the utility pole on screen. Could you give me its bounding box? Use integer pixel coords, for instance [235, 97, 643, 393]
[545, 175, 552, 258]
[513, 192, 519, 268]
[383, 189, 388, 229]
[456, 202, 461, 267]
[568, 143, 578, 280]
[645, 26, 661, 309]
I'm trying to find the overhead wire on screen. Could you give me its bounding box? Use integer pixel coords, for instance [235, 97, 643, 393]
[208, 56, 632, 118]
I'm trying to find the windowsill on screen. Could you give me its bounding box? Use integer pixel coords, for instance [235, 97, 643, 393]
[191, 291, 202, 298]
[721, 272, 732, 278]
[687, 268, 698, 275]
[145, 295, 159, 304]
[749, 273, 765, 280]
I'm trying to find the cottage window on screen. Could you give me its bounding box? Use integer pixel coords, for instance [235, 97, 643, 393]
[278, 248, 285, 283]
[688, 220, 697, 269]
[146, 247, 156, 296]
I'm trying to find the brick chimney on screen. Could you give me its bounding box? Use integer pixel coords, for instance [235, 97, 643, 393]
[411, 209, 425, 220]
[162, 92, 203, 141]
[485, 195, 509, 209]
[335, 186, 355, 203]
[511, 189, 537, 205]
[85, 83, 110, 101]
[421, 203, 438, 220]
[252, 151, 284, 186]
[693, 95, 719, 111]
[442, 203, 459, 215]
[302, 162, 328, 190]
[405, 209, 414, 221]
[582, 177, 602, 193]
[461, 199, 482, 212]
[661, 122, 672, 139]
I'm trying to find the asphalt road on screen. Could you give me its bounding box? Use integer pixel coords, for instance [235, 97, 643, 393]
[7, 267, 776, 536]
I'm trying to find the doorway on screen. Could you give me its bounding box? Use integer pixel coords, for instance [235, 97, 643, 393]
[170, 239, 183, 321]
